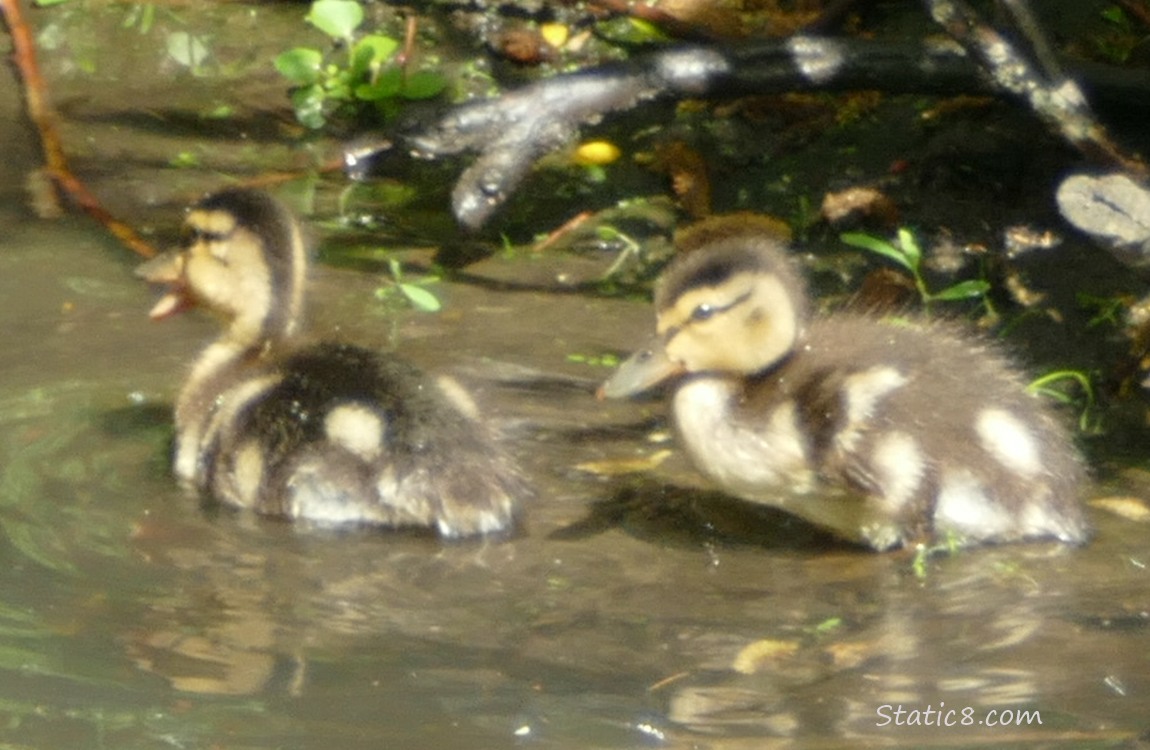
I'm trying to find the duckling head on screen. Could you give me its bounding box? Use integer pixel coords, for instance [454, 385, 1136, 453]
[602, 236, 808, 398]
[137, 188, 307, 347]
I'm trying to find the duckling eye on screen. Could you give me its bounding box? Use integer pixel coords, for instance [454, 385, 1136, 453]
[690, 303, 715, 322]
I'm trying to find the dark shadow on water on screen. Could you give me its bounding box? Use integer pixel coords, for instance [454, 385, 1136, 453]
[551, 478, 851, 553]
[98, 402, 171, 435]
[57, 107, 290, 143]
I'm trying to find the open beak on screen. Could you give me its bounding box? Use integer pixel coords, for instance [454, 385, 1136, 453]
[597, 336, 684, 400]
[135, 251, 193, 320]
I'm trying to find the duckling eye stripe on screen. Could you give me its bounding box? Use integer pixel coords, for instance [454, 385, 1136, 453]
[673, 287, 753, 327]
[690, 290, 752, 322]
[181, 228, 232, 251]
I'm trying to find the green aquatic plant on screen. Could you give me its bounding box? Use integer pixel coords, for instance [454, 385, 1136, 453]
[274, 0, 446, 129]
[1026, 368, 1102, 434]
[808, 616, 843, 636]
[565, 352, 620, 368]
[374, 257, 442, 313]
[1093, 5, 1144, 64]
[910, 532, 962, 579]
[841, 228, 990, 309]
[597, 224, 646, 280]
[1077, 290, 1130, 329]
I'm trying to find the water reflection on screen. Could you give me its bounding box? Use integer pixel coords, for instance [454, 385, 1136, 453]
[2, 194, 1149, 749]
[2, 7, 1150, 746]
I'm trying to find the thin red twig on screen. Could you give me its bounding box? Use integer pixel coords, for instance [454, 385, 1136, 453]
[532, 210, 592, 253]
[1, 0, 157, 257]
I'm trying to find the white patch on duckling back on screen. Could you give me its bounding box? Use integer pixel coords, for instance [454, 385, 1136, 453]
[836, 366, 907, 454]
[324, 404, 385, 462]
[844, 367, 907, 423]
[870, 431, 923, 513]
[976, 408, 1041, 478]
[934, 469, 1013, 540]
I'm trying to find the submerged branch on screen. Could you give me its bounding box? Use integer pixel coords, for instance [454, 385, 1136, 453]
[923, 0, 1150, 269]
[393, 26, 1150, 236]
[0, 0, 156, 258]
[924, 0, 1146, 177]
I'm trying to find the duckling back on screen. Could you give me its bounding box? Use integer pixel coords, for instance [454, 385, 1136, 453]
[195, 342, 524, 537]
[723, 314, 1088, 549]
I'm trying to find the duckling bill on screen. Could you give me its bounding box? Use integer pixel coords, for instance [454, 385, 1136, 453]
[140, 188, 525, 537]
[601, 229, 1089, 550]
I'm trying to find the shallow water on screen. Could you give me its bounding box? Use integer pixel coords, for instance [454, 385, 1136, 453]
[2, 3, 1149, 749]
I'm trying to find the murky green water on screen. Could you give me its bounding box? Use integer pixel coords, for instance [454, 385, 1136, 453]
[1, 2, 1148, 748]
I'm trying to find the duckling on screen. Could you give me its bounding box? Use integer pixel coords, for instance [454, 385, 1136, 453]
[600, 227, 1088, 550]
[138, 187, 525, 537]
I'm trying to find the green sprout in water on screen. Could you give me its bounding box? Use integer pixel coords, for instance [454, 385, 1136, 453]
[911, 531, 963, 579]
[597, 224, 645, 280]
[565, 352, 620, 368]
[274, 0, 446, 128]
[841, 228, 990, 309]
[808, 616, 843, 636]
[1077, 291, 1130, 329]
[1026, 369, 1102, 434]
[374, 257, 442, 313]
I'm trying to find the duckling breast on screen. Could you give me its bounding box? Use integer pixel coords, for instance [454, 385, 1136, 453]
[672, 375, 816, 494]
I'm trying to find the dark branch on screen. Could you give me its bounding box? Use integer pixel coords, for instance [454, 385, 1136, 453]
[357, 10, 1150, 256]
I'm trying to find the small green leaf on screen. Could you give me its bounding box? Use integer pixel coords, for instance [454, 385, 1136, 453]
[169, 150, 201, 168]
[306, 0, 364, 40]
[813, 616, 843, 634]
[1100, 5, 1127, 25]
[896, 227, 922, 269]
[840, 232, 914, 272]
[291, 84, 328, 129]
[326, 80, 353, 102]
[203, 103, 235, 119]
[352, 34, 400, 73]
[929, 279, 990, 301]
[399, 283, 441, 312]
[401, 70, 447, 100]
[355, 66, 403, 101]
[275, 47, 324, 85]
[594, 16, 669, 44]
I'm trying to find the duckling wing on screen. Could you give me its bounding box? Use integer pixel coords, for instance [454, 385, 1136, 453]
[800, 317, 1088, 547]
[209, 343, 525, 537]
